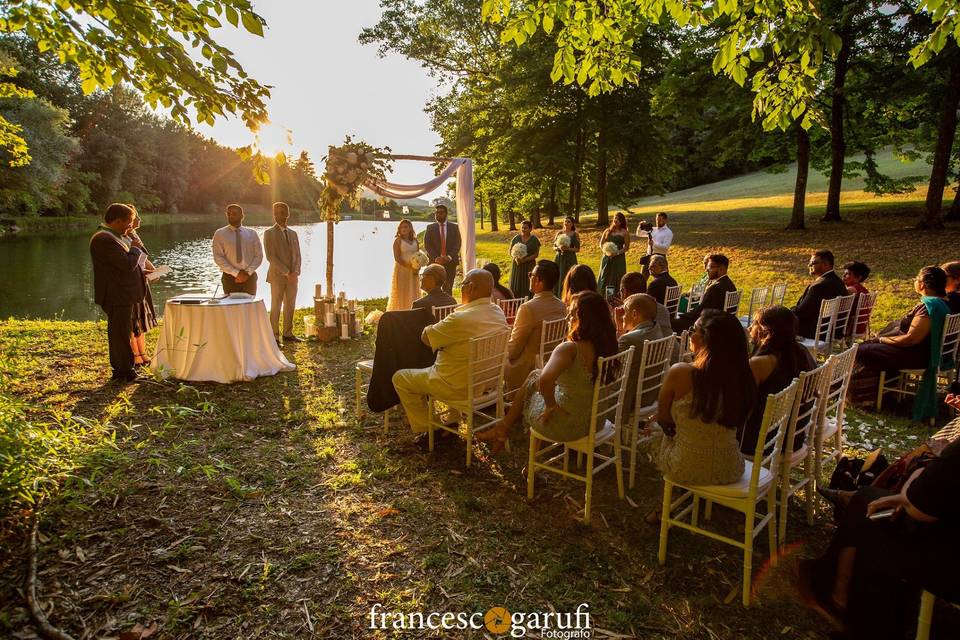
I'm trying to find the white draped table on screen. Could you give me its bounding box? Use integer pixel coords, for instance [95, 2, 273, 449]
[151, 297, 295, 383]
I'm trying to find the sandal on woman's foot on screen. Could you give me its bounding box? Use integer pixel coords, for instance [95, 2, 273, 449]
[475, 422, 508, 443]
[644, 510, 661, 525]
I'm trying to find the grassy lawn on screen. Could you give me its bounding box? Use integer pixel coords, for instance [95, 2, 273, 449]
[2, 160, 959, 638]
[0, 305, 949, 639]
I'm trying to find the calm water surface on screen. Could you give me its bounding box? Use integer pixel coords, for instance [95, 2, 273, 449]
[0, 220, 428, 321]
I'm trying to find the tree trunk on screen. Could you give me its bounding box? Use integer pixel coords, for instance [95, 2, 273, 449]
[508, 208, 516, 231]
[823, 23, 853, 223]
[596, 117, 609, 227]
[921, 60, 960, 230]
[547, 181, 558, 226]
[787, 125, 810, 230]
[325, 217, 335, 297]
[478, 196, 484, 229]
[530, 206, 542, 228]
[488, 196, 499, 231]
[569, 126, 585, 222]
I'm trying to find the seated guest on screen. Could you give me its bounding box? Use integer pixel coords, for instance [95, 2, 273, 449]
[851, 266, 951, 421]
[561, 264, 597, 305]
[797, 406, 960, 638]
[412, 264, 457, 314]
[619, 294, 662, 416]
[619, 271, 672, 339]
[678, 255, 712, 315]
[392, 270, 508, 443]
[942, 261, 960, 313]
[504, 260, 567, 390]
[671, 254, 737, 333]
[842, 261, 871, 296]
[792, 250, 849, 339]
[645, 255, 678, 305]
[483, 263, 515, 303]
[647, 309, 758, 486]
[476, 291, 619, 453]
[739, 305, 815, 456]
[842, 260, 871, 336]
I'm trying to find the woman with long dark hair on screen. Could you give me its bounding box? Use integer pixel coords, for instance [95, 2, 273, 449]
[483, 262, 515, 303]
[561, 264, 598, 306]
[477, 291, 618, 453]
[739, 305, 815, 455]
[650, 309, 758, 485]
[597, 211, 630, 300]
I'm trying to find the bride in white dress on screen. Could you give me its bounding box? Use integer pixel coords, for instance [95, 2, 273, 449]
[387, 219, 421, 311]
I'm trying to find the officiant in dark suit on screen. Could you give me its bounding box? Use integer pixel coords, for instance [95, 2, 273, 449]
[90, 203, 147, 382]
[423, 204, 461, 293]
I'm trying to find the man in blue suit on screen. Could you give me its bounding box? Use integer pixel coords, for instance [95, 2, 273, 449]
[422, 204, 461, 293]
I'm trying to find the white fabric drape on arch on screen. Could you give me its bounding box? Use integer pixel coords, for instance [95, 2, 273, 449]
[364, 158, 475, 272]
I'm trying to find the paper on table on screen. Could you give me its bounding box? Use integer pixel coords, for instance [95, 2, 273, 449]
[145, 265, 172, 282]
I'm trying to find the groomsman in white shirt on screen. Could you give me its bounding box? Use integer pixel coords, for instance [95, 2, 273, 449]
[212, 204, 264, 295]
[263, 202, 302, 343]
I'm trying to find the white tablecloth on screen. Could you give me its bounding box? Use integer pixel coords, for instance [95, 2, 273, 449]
[151, 298, 295, 383]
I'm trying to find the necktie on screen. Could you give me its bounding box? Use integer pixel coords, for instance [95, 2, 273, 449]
[440, 224, 446, 256]
[284, 228, 289, 246]
[236, 227, 243, 264]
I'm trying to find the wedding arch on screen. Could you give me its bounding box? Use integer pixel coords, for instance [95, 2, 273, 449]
[318, 140, 475, 299]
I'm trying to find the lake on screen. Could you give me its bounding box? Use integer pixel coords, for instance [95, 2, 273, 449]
[0, 219, 429, 321]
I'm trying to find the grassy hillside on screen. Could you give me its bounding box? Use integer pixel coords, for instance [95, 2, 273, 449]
[476, 150, 958, 327]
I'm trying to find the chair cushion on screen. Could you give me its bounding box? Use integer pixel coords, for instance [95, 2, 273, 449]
[356, 359, 374, 373]
[673, 461, 774, 499]
[532, 420, 615, 451]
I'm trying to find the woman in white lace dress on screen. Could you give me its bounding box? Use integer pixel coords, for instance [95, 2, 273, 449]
[387, 219, 421, 311]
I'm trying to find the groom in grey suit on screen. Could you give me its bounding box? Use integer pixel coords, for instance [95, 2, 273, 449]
[264, 202, 302, 343]
[422, 204, 461, 293]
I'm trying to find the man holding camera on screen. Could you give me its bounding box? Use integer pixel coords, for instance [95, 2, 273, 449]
[637, 212, 673, 286]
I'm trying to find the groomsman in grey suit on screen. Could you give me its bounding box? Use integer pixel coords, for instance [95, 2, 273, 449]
[264, 202, 302, 343]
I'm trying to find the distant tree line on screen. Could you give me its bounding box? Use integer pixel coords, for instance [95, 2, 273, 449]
[0, 35, 322, 217]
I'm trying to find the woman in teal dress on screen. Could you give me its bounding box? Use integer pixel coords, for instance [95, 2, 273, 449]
[509, 220, 540, 299]
[597, 211, 630, 299]
[553, 216, 580, 296]
[476, 291, 620, 454]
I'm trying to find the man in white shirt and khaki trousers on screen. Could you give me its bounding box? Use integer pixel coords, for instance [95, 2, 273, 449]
[392, 269, 508, 442]
[212, 204, 264, 295]
[263, 202, 302, 343]
[637, 212, 674, 284]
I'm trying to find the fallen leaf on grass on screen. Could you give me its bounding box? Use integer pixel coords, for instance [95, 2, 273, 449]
[119, 622, 158, 640]
[375, 507, 400, 518]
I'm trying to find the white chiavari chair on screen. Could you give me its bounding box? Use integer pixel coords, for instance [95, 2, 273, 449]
[527, 347, 634, 525]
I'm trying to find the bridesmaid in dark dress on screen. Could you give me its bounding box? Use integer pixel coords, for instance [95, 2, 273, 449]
[597, 212, 630, 299]
[509, 220, 540, 299]
[553, 216, 580, 296]
[125, 209, 157, 367]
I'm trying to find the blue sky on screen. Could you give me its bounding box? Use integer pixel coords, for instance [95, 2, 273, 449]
[198, 0, 447, 191]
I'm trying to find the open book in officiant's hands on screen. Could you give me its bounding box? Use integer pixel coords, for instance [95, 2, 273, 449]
[145, 265, 172, 282]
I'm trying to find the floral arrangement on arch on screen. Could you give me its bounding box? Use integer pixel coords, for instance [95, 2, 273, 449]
[318, 136, 392, 221]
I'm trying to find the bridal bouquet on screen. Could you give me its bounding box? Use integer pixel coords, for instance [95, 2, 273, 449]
[602, 241, 619, 257]
[511, 243, 528, 261]
[410, 250, 431, 270]
[555, 234, 572, 251]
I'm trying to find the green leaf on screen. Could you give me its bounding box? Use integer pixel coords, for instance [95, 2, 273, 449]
[225, 6, 239, 27]
[242, 12, 264, 37]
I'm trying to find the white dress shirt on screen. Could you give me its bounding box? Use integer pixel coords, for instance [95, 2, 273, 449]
[648, 225, 673, 255]
[212, 225, 264, 277]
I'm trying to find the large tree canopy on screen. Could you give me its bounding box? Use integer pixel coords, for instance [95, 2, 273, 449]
[0, 0, 270, 166]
